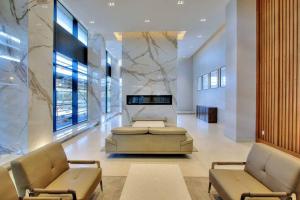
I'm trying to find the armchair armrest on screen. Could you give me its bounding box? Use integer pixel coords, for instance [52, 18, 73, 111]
[240, 192, 292, 200]
[29, 188, 77, 200]
[68, 160, 100, 168]
[211, 161, 246, 169]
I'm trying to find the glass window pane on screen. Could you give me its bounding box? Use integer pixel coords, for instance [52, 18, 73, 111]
[57, 2, 73, 34]
[107, 55, 112, 66]
[56, 52, 73, 69]
[78, 24, 88, 46]
[106, 77, 111, 113]
[78, 72, 88, 122]
[55, 62, 73, 130]
[78, 62, 88, 74]
[77, 62, 88, 123]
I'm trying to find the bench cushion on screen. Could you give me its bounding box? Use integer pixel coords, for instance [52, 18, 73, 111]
[209, 169, 277, 200]
[149, 127, 187, 135]
[111, 127, 148, 135]
[44, 168, 101, 200]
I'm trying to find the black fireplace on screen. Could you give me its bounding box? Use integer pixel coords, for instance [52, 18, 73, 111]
[127, 95, 172, 105]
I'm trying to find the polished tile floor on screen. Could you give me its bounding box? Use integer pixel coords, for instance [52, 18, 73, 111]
[63, 114, 253, 177]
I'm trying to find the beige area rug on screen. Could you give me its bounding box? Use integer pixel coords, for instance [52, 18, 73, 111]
[90, 176, 220, 200]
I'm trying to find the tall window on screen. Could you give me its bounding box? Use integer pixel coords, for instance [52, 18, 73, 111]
[54, 1, 88, 131]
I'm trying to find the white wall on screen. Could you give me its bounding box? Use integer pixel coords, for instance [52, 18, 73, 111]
[177, 57, 193, 113]
[192, 27, 226, 123]
[225, 0, 256, 142]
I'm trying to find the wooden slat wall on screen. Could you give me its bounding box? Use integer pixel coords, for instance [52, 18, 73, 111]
[257, 0, 300, 157]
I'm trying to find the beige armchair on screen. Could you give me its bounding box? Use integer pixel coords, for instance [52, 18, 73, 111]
[209, 143, 300, 200]
[0, 166, 63, 200]
[11, 142, 102, 200]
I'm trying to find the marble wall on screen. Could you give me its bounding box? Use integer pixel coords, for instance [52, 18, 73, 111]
[28, 0, 54, 151]
[0, 0, 54, 164]
[0, 0, 29, 162]
[122, 32, 177, 126]
[110, 56, 122, 115]
[88, 33, 106, 124]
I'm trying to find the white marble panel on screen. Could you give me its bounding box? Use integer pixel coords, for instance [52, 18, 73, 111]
[122, 32, 177, 126]
[88, 33, 106, 123]
[28, 0, 54, 151]
[0, 0, 29, 161]
[110, 56, 122, 115]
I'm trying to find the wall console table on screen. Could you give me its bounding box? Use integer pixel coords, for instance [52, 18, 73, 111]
[196, 105, 218, 123]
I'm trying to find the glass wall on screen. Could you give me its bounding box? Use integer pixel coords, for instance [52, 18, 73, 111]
[54, 1, 88, 131]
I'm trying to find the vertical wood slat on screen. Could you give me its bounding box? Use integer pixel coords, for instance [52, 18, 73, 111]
[257, 0, 300, 157]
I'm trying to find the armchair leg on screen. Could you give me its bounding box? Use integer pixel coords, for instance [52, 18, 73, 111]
[208, 182, 212, 193]
[100, 180, 103, 191]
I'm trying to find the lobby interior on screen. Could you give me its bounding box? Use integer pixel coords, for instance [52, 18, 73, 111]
[0, 0, 300, 200]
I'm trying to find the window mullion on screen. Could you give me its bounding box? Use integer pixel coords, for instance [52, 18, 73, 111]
[72, 60, 78, 125]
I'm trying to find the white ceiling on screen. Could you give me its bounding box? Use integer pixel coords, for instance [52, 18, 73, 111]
[61, 0, 229, 59]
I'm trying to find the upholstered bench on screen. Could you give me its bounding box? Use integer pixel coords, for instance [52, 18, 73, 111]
[105, 127, 193, 154]
[11, 142, 102, 200]
[209, 143, 300, 200]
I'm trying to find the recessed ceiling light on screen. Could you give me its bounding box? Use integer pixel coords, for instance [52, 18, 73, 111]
[177, 31, 186, 40]
[89, 21, 95, 24]
[114, 32, 122, 41]
[200, 18, 207, 22]
[108, 2, 115, 7]
[177, 0, 184, 5]
[197, 35, 203, 38]
[9, 76, 14, 80]
[144, 19, 151, 23]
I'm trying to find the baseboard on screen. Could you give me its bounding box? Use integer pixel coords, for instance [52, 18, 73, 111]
[177, 111, 195, 114]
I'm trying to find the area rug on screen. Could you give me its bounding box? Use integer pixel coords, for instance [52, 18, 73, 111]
[90, 176, 220, 200]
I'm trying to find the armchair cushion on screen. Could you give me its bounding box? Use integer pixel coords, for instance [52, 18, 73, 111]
[44, 168, 101, 200]
[209, 169, 278, 200]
